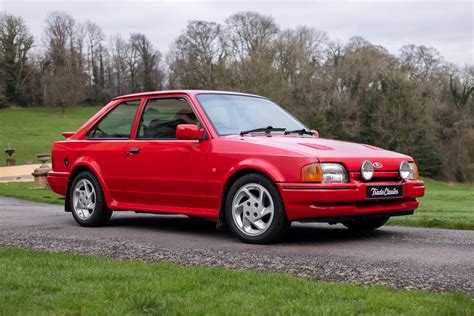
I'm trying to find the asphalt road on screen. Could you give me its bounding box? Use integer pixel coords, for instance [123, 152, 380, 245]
[1, 196, 473, 295]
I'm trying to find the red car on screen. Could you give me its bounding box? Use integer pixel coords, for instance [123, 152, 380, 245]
[48, 90, 425, 243]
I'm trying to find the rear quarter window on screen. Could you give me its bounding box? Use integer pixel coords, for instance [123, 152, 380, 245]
[87, 100, 140, 139]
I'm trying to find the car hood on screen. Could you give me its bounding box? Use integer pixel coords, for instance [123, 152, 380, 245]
[224, 135, 412, 171]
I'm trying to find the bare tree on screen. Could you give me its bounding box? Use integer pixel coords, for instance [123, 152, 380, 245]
[130, 33, 162, 91]
[399, 44, 443, 82]
[274, 26, 328, 85]
[43, 67, 85, 113]
[110, 35, 130, 95]
[42, 12, 85, 111]
[224, 11, 279, 60]
[84, 20, 105, 96]
[43, 12, 75, 68]
[168, 20, 222, 89]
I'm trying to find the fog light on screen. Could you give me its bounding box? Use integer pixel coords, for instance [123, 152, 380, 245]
[399, 161, 417, 180]
[361, 160, 374, 181]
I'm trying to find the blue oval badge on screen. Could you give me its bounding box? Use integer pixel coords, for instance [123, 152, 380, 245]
[373, 162, 383, 168]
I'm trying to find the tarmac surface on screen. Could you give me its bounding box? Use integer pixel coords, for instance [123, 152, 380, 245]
[1, 196, 472, 295]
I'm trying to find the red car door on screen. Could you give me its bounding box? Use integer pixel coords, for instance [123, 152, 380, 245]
[121, 96, 210, 212]
[84, 99, 141, 202]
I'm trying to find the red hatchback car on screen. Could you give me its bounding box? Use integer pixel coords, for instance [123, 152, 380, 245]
[48, 90, 425, 243]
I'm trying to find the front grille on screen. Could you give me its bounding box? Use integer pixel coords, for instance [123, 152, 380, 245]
[350, 171, 401, 183]
[365, 176, 402, 183]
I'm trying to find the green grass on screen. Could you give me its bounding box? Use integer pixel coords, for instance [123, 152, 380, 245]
[0, 106, 101, 165]
[0, 248, 472, 315]
[0, 181, 63, 204]
[0, 178, 473, 230]
[388, 178, 474, 230]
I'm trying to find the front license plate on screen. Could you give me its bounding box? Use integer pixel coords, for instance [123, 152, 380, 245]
[366, 184, 403, 199]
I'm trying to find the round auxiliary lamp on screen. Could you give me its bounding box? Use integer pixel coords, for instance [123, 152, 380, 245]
[360, 160, 374, 181]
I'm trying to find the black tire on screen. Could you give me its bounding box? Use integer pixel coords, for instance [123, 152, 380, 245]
[225, 173, 290, 244]
[187, 215, 201, 219]
[342, 217, 389, 231]
[68, 171, 112, 227]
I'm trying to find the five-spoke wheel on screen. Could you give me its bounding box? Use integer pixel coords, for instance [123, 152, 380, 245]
[69, 171, 111, 226]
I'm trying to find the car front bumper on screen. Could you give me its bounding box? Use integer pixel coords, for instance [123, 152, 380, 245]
[277, 180, 425, 221]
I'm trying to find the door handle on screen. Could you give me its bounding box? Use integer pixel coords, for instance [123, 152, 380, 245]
[129, 147, 140, 154]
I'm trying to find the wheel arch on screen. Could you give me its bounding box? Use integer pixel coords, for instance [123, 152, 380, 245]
[216, 167, 277, 231]
[65, 163, 112, 212]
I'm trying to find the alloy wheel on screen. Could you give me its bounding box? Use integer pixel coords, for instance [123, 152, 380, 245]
[72, 179, 96, 220]
[231, 183, 274, 236]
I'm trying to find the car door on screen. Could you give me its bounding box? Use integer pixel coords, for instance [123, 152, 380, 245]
[121, 96, 210, 211]
[85, 99, 141, 202]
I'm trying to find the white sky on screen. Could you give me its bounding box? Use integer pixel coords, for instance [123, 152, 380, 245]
[1, 0, 473, 66]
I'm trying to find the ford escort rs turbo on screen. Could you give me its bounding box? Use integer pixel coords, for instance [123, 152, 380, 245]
[48, 90, 425, 243]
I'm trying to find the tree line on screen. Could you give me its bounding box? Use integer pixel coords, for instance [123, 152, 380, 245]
[0, 11, 472, 181]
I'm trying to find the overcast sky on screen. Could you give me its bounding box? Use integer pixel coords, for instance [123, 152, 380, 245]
[1, 0, 472, 66]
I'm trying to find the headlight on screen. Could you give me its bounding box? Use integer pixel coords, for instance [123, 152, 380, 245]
[301, 163, 348, 183]
[321, 163, 348, 183]
[361, 160, 374, 181]
[399, 161, 418, 180]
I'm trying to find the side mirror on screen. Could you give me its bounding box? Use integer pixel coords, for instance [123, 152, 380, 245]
[311, 129, 320, 138]
[176, 124, 203, 140]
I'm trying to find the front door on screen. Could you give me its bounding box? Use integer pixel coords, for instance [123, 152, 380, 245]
[85, 99, 141, 202]
[122, 96, 209, 211]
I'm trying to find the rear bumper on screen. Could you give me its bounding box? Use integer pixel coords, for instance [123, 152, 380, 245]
[47, 171, 69, 196]
[277, 180, 425, 221]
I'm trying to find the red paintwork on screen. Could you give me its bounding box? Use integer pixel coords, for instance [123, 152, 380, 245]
[176, 124, 204, 140]
[47, 90, 425, 222]
[62, 132, 75, 139]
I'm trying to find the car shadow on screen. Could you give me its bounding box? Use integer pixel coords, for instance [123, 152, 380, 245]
[107, 214, 232, 239]
[106, 213, 398, 245]
[282, 223, 394, 245]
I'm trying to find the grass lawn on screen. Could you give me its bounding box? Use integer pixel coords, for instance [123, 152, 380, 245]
[0, 181, 63, 204]
[388, 178, 474, 230]
[0, 178, 473, 230]
[0, 248, 472, 315]
[0, 106, 101, 165]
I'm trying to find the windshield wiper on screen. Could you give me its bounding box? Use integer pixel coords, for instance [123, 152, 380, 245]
[240, 126, 286, 136]
[284, 128, 313, 136]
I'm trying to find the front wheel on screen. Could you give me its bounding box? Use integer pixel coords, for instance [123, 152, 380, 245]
[69, 171, 112, 227]
[342, 217, 388, 231]
[225, 173, 290, 244]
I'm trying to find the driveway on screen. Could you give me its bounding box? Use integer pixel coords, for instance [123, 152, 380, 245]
[0, 196, 472, 295]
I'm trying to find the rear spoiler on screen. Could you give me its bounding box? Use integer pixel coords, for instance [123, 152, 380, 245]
[62, 132, 75, 139]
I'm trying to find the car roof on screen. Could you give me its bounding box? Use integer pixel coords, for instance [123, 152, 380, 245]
[112, 90, 264, 100]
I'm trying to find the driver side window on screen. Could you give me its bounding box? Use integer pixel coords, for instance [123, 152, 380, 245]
[137, 97, 199, 139]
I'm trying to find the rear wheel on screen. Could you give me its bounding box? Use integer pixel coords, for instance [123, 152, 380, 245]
[69, 171, 112, 227]
[225, 173, 290, 244]
[342, 217, 388, 231]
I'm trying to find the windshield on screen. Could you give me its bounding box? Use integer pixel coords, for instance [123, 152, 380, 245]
[196, 94, 307, 136]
